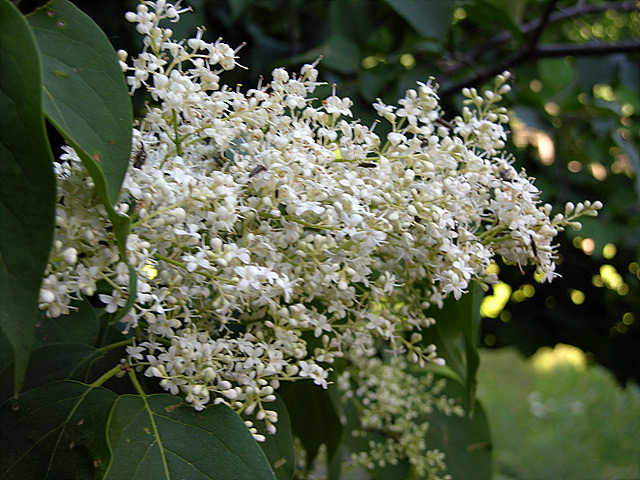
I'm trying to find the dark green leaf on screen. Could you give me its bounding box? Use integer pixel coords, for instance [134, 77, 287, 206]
[0, 0, 57, 395]
[423, 375, 492, 480]
[104, 394, 276, 480]
[465, 0, 525, 44]
[617, 57, 640, 92]
[0, 343, 101, 404]
[27, 0, 134, 273]
[27, 0, 132, 207]
[33, 297, 100, 347]
[227, 0, 248, 23]
[358, 69, 396, 103]
[538, 57, 575, 93]
[612, 129, 640, 199]
[575, 56, 617, 96]
[320, 33, 361, 75]
[383, 0, 453, 40]
[329, 0, 374, 45]
[0, 380, 117, 480]
[422, 286, 483, 407]
[243, 395, 295, 480]
[280, 380, 343, 468]
[0, 330, 13, 370]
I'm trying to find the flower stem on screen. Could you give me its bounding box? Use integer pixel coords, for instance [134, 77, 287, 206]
[91, 363, 126, 388]
[153, 252, 238, 284]
[98, 339, 133, 353]
[131, 198, 189, 228]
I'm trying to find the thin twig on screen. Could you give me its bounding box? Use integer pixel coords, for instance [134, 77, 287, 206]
[535, 41, 640, 57]
[527, 0, 560, 52]
[440, 40, 640, 99]
[438, 0, 638, 82]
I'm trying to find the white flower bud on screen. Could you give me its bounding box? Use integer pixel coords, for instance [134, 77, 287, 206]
[39, 289, 55, 304]
[223, 389, 238, 400]
[62, 247, 77, 265]
[124, 11, 138, 22]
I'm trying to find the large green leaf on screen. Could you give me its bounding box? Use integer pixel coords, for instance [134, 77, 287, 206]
[538, 58, 576, 93]
[0, 380, 117, 480]
[33, 297, 100, 347]
[383, 0, 453, 41]
[329, 0, 374, 45]
[0, 0, 57, 395]
[422, 286, 483, 408]
[422, 375, 492, 480]
[319, 33, 361, 75]
[104, 394, 277, 480]
[465, 0, 525, 44]
[575, 56, 618, 97]
[243, 395, 295, 480]
[0, 342, 101, 404]
[27, 0, 137, 313]
[280, 380, 343, 468]
[27, 0, 132, 208]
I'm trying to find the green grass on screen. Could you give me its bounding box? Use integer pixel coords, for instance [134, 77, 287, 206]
[477, 345, 640, 480]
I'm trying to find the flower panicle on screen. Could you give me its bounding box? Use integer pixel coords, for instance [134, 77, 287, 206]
[39, 1, 600, 450]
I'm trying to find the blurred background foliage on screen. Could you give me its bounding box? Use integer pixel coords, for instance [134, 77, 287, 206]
[477, 345, 639, 479]
[43, 0, 640, 385]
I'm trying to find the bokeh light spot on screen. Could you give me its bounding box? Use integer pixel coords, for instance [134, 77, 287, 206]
[481, 281, 512, 318]
[569, 289, 585, 305]
[568, 160, 582, 172]
[602, 243, 617, 259]
[580, 238, 595, 255]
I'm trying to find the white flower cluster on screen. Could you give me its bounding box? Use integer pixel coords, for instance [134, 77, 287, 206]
[40, 0, 600, 425]
[338, 355, 464, 479]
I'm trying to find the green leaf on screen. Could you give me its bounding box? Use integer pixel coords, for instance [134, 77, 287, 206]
[33, 297, 100, 347]
[319, 33, 361, 75]
[422, 286, 483, 408]
[243, 395, 295, 480]
[227, 0, 248, 23]
[465, 0, 525, 44]
[280, 380, 343, 468]
[329, 0, 374, 45]
[0, 330, 13, 371]
[104, 394, 277, 480]
[383, 0, 453, 41]
[612, 129, 640, 200]
[538, 57, 575, 93]
[0, 380, 117, 480]
[0, 343, 101, 404]
[423, 376, 492, 480]
[0, 0, 57, 395]
[27, 0, 137, 314]
[27, 0, 132, 207]
[617, 57, 640, 92]
[575, 56, 617, 97]
[359, 69, 396, 103]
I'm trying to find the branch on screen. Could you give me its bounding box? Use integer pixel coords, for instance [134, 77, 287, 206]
[440, 41, 640, 99]
[526, 0, 559, 52]
[438, 0, 639, 82]
[536, 41, 640, 57]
